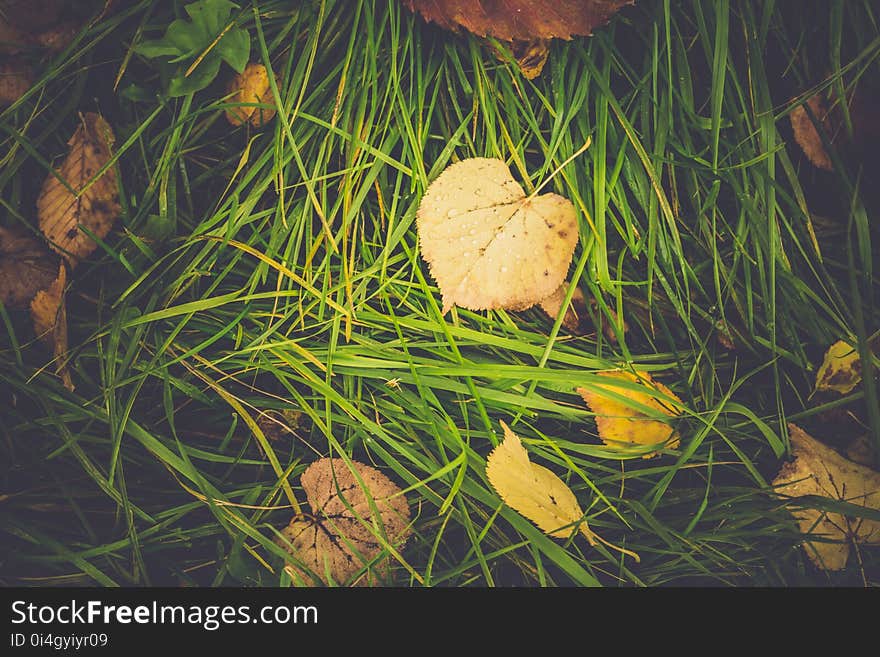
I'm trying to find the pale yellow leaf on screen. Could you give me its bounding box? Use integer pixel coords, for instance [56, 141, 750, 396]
[416, 158, 578, 314]
[773, 423, 880, 572]
[486, 421, 592, 541]
[577, 370, 683, 458]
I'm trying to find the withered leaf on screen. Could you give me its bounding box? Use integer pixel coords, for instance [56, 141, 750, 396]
[417, 157, 578, 314]
[814, 340, 872, 396]
[277, 458, 411, 586]
[773, 424, 880, 572]
[405, 0, 633, 42]
[492, 39, 550, 80]
[0, 225, 59, 308]
[37, 112, 121, 267]
[225, 62, 277, 127]
[29, 261, 73, 390]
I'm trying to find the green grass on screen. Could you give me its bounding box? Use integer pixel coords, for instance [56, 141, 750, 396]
[1, 0, 879, 586]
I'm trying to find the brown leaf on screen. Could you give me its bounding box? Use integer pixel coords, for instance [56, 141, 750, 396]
[538, 282, 586, 332]
[492, 39, 550, 80]
[225, 62, 277, 128]
[405, 0, 633, 41]
[0, 56, 32, 106]
[790, 94, 834, 171]
[276, 458, 411, 586]
[416, 157, 578, 314]
[772, 424, 880, 572]
[0, 225, 59, 308]
[29, 261, 73, 390]
[36, 112, 121, 267]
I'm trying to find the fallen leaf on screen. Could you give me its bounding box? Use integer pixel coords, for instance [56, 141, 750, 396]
[773, 423, 880, 571]
[0, 57, 32, 105]
[417, 157, 578, 314]
[538, 281, 586, 332]
[790, 93, 834, 170]
[405, 0, 633, 41]
[492, 39, 550, 80]
[33, 20, 79, 52]
[276, 458, 411, 586]
[0, 225, 59, 308]
[577, 370, 683, 457]
[225, 62, 277, 127]
[36, 112, 121, 267]
[486, 421, 593, 541]
[815, 340, 862, 395]
[256, 408, 304, 441]
[29, 261, 73, 390]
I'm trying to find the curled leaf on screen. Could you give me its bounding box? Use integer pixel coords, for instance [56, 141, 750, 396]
[773, 424, 880, 572]
[492, 39, 550, 80]
[486, 421, 593, 541]
[577, 370, 683, 458]
[29, 261, 73, 390]
[417, 157, 578, 314]
[225, 62, 277, 127]
[276, 458, 411, 586]
[405, 0, 633, 41]
[36, 112, 121, 267]
[0, 225, 59, 308]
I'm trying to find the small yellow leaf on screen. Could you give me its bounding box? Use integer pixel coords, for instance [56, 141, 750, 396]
[577, 370, 683, 458]
[815, 340, 861, 395]
[225, 62, 277, 128]
[416, 158, 578, 314]
[486, 421, 592, 541]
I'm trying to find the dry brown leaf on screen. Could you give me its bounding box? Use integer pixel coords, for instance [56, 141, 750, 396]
[773, 423, 880, 572]
[417, 157, 578, 314]
[0, 225, 59, 308]
[225, 62, 277, 128]
[845, 435, 876, 468]
[276, 458, 411, 586]
[577, 370, 683, 458]
[0, 56, 31, 105]
[29, 261, 73, 390]
[790, 94, 834, 171]
[33, 20, 79, 52]
[539, 282, 586, 332]
[405, 0, 633, 41]
[37, 112, 121, 267]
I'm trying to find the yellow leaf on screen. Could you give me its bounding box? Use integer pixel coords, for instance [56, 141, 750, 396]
[577, 370, 683, 458]
[773, 424, 880, 572]
[486, 421, 592, 541]
[815, 340, 861, 395]
[225, 62, 277, 128]
[416, 158, 578, 314]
